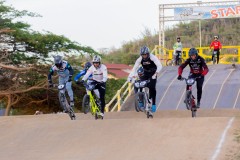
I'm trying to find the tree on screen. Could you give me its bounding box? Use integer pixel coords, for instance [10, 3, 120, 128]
[0, 1, 98, 115]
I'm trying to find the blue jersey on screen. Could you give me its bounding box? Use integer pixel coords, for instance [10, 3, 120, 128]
[74, 69, 93, 81]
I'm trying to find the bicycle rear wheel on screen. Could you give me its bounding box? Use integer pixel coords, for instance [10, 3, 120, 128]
[166, 59, 173, 66]
[68, 107, 76, 120]
[191, 109, 197, 118]
[82, 94, 90, 114]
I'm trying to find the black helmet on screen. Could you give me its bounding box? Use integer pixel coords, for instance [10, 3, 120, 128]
[140, 46, 150, 60]
[84, 62, 92, 70]
[137, 66, 144, 78]
[188, 48, 198, 57]
[54, 55, 63, 68]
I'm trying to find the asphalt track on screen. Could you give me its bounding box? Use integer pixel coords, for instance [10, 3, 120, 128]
[1, 64, 240, 160]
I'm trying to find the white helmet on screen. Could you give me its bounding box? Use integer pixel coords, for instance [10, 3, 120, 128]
[92, 55, 101, 63]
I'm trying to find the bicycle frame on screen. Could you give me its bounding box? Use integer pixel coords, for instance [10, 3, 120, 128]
[181, 77, 197, 117]
[82, 81, 102, 119]
[87, 90, 101, 116]
[134, 79, 153, 118]
[58, 84, 70, 111]
[56, 83, 76, 120]
[166, 53, 184, 66]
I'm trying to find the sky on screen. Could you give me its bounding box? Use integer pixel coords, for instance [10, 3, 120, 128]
[5, 0, 223, 51]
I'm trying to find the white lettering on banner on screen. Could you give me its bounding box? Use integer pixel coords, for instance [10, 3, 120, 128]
[211, 6, 240, 18]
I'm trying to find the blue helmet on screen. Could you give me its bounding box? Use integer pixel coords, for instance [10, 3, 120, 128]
[137, 66, 144, 78]
[188, 48, 198, 57]
[84, 62, 92, 70]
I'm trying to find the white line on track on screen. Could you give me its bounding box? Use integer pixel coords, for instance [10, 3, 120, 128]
[211, 117, 235, 160]
[213, 69, 234, 109]
[203, 70, 216, 90]
[157, 70, 167, 81]
[157, 77, 176, 110]
[233, 89, 240, 109]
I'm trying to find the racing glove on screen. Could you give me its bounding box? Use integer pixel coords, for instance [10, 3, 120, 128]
[177, 75, 182, 80]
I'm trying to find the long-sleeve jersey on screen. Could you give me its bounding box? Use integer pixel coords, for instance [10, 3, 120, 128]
[210, 40, 222, 50]
[48, 60, 74, 82]
[82, 64, 108, 82]
[178, 56, 209, 76]
[173, 42, 183, 51]
[74, 69, 93, 82]
[129, 53, 162, 78]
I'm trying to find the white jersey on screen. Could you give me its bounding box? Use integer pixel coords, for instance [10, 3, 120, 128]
[82, 64, 108, 82]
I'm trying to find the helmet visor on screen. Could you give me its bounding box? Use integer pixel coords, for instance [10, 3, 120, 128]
[55, 63, 62, 68]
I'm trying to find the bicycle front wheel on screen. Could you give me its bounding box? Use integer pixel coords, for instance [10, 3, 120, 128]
[82, 94, 90, 114]
[58, 93, 67, 111]
[185, 91, 191, 110]
[178, 58, 185, 65]
[213, 56, 216, 64]
[135, 92, 146, 112]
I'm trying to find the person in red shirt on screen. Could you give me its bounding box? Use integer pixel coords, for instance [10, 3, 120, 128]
[210, 35, 222, 64]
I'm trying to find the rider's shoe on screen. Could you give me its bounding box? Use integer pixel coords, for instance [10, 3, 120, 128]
[70, 101, 74, 107]
[151, 104, 156, 113]
[98, 112, 104, 117]
[196, 101, 200, 108]
[63, 110, 68, 113]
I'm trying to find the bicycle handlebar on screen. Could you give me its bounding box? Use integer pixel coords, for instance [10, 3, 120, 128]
[180, 76, 202, 81]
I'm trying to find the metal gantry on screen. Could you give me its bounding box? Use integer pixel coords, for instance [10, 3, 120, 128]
[159, 0, 240, 49]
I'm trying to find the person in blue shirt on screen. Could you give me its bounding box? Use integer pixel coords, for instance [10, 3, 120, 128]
[74, 62, 92, 82]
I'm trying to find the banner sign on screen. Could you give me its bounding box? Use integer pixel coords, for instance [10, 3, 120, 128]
[174, 5, 240, 20]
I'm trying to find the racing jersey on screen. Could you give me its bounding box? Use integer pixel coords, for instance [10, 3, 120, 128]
[82, 64, 108, 83]
[210, 40, 222, 50]
[48, 60, 74, 81]
[178, 56, 209, 76]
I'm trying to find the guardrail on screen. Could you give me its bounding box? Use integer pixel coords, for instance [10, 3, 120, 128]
[153, 45, 240, 65]
[105, 81, 134, 112]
